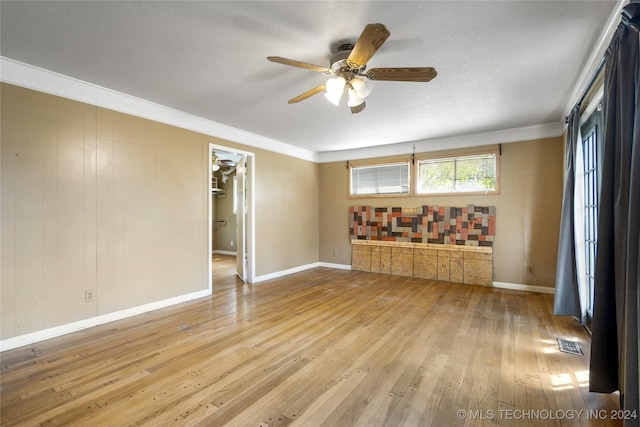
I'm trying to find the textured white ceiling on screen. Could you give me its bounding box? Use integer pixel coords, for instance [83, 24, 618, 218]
[0, 1, 620, 156]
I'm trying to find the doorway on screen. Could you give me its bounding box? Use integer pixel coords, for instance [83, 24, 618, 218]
[209, 144, 254, 288]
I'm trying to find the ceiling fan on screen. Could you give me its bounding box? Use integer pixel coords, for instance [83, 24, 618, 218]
[211, 153, 236, 171]
[267, 23, 437, 114]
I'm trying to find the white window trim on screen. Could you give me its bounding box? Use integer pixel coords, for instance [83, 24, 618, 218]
[415, 150, 499, 196]
[348, 160, 411, 198]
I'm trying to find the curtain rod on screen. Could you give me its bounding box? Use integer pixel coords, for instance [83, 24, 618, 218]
[564, 55, 606, 123]
[562, 0, 627, 122]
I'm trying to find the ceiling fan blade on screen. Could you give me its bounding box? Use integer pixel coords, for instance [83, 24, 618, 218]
[350, 101, 366, 114]
[347, 23, 390, 70]
[287, 84, 326, 104]
[365, 67, 437, 82]
[267, 56, 332, 74]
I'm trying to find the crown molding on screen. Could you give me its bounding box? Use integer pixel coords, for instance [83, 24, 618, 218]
[0, 57, 319, 163]
[317, 122, 565, 163]
[563, 0, 628, 118]
[2, 56, 565, 165]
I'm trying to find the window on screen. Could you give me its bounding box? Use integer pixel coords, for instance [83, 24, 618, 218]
[582, 128, 599, 319]
[416, 152, 498, 195]
[579, 88, 603, 327]
[349, 162, 410, 197]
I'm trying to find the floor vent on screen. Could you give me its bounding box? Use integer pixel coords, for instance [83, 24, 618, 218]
[557, 338, 583, 355]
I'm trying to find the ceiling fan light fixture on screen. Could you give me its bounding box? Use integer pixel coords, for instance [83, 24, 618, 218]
[347, 87, 365, 107]
[350, 76, 373, 98]
[324, 90, 343, 106]
[324, 76, 346, 106]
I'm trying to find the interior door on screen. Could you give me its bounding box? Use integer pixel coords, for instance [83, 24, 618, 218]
[235, 157, 246, 281]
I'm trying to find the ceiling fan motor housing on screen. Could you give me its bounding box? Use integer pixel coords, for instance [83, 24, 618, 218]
[330, 43, 361, 73]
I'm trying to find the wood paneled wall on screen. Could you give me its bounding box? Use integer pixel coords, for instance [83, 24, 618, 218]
[1, 84, 209, 340]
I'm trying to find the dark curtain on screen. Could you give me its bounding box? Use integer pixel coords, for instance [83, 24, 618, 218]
[553, 104, 581, 318]
[589, 3, 640, 422]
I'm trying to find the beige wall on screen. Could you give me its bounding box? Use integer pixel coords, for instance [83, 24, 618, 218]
[319, 138, 564, 288]
[253, 150, 320, 275]
[1, 83, 320, 340]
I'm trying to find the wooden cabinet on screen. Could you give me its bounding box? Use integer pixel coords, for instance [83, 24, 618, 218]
[351, 240, 492, 287]
[391, 247, 414, 277]
[463, 251, 493, 286]
[351, 244, 371, 272]
[414, 248, 437, 280]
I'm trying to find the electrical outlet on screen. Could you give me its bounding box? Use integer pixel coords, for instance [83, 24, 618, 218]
[527, 266, 534, 275]
[85, 290, 95, 302]
[230, 240, 234, 247]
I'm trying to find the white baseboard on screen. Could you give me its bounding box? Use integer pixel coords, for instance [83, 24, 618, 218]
[252, 265, 554, 296]
[492, 281, 555, 294]
[253, 262, 322, 283]
[0, 289, 211, 352]
[252, 261, 353, 283]
[318, 262, 352, 270]
[0, 275, 551, 351]
[213, 250, 237, 256]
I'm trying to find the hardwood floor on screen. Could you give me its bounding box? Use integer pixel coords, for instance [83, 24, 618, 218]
[212, 253, 240, 281]
[1, 265, 620, 426]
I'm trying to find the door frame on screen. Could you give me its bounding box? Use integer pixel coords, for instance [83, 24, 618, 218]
[208, 142, 255, 291]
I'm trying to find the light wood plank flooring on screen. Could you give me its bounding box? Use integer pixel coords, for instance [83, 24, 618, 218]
[1, 264, 620, 426]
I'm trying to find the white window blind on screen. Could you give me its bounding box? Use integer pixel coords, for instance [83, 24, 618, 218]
[350, 162, 410, 196]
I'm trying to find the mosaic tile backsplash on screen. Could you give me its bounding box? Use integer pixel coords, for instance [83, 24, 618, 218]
[349, 205, 496, 247]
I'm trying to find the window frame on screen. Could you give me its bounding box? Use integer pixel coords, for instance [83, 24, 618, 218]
[415, 150, 500, 196]
[578, 78, 603, 329]
[581, 127, 599, 323]
[348, 159, 412, 199]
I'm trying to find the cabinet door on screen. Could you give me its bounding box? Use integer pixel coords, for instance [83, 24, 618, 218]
[463, 251, 493, 286]
[449, 251, 464, 283]
[352, 245, 372, 272]
[391, 247, 414, 277]
[437, 250, 450, 282]
[380, 246, 392, 274]
[413, 248, 437, 280]
[370, 246, 381, 273]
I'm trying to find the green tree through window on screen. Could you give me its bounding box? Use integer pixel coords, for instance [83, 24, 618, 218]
[417, 153, 497, 194]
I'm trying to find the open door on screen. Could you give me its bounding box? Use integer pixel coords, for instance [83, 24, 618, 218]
[235, 157, 247, 281]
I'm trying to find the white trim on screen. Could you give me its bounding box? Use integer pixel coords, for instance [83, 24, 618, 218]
[563, 0, 628, 121]
[253, 265, 554, 293]
[253, 262, 321, 283]
[0, 57, 318, 163]
[247, 155, 256, 283]
[3, 56, 570, 165]
[318, 262, 352, 270]
[208, 148, 213, 294]
[245, 262, 352, 283]
[317, 122, 564, 163]
[492, 281, 555, 294]
[213, 250, 237, 256]
[0, 289, 211, 352]
[0, 275, 552, 351]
